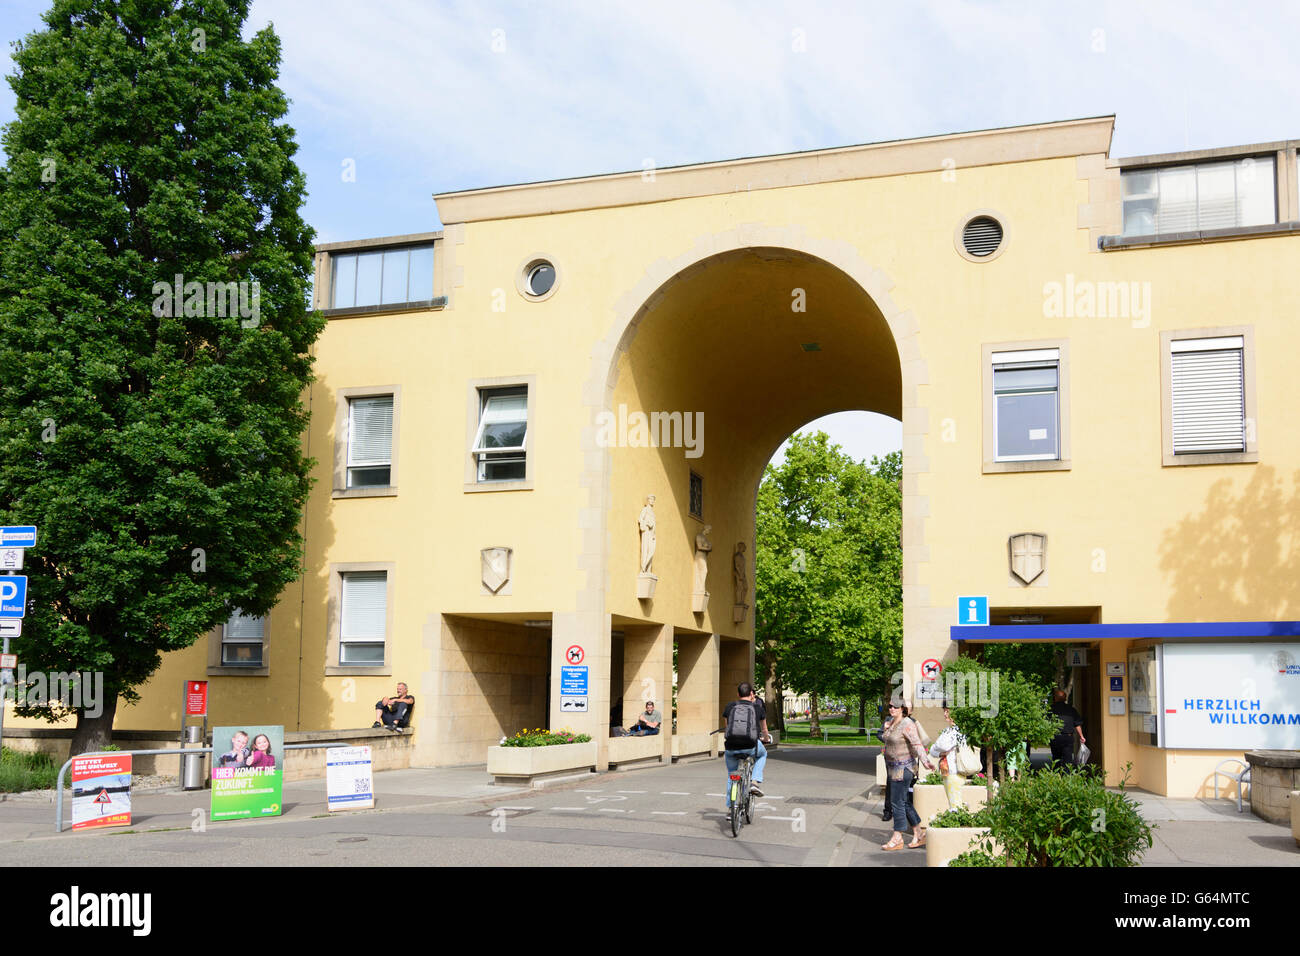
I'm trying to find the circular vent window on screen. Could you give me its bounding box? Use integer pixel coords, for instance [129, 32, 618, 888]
[955, 212, 1007, 262]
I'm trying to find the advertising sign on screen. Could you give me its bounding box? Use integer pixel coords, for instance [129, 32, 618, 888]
[326, 746, 374, 811]
[185, 680, 208, 717]
[1162, 643, 1300, 750]
[210, 724, 284, 821]
[71, 754, 132, 831]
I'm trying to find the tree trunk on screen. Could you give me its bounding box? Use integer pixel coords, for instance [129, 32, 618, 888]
[70, 694, 118, 756]
[774, 682, 786, 734]
[858, 696, 867, 735]
[810, 692, 821, 736]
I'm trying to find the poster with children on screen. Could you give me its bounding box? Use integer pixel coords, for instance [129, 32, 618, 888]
[210, 725, 284, 821]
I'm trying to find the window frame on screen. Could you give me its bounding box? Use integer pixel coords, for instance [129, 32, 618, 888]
[464, 375, 536, 492]
[1160, 326, 1258, 467]
[326, 562, 395, 676]
[689, 471, 704, 519]
[207, 610, 270, 677]
[982, 339, 1071, 474]
[1120, 155, 1277, 240]
[333, 386, 401, 499]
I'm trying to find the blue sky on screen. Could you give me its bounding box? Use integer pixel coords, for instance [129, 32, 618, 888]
[3, 0, 1297, 465]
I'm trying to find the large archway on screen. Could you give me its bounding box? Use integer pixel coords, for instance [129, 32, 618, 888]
[563, 226, 938, 766]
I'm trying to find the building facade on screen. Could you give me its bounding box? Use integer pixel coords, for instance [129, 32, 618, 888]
[92, 115, 1300, 796]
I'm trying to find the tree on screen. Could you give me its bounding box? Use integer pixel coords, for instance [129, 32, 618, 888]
[755, 434, 901, 736]
[0, 1, 322, 754]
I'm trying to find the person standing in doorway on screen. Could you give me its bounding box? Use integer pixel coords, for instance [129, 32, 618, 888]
[1049, 688, 1085, 767]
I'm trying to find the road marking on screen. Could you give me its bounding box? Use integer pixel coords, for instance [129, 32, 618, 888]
[660, 791, 690, 795]
[651, 811, 686, 815]
[494, 806, 533, 810]
[574, 789, 604, 793]
[553, 807, 587, 811]
[706, 792, 723, 797]
[616, 789, 646, 793]
[760, 814, 802, 821]
[598, 808, 630, 813]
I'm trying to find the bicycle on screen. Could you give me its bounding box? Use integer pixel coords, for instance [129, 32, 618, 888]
[711, 728, 766, 837]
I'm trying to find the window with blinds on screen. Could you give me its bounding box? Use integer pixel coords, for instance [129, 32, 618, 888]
[992, 348, 1060, 461]
[472, 387, 528, 481]
[1170, 337, 1245, 455]
[1122, 157, 1275, 238]
[330, 245, 434, 309]
[347, 396, 393, 487]
[340, 570, 387, 665]
[222, 610, 265, 666]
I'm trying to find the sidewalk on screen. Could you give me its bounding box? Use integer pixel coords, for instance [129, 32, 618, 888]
[0, 765, 527, 843]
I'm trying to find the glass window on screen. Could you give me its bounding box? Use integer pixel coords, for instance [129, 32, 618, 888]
[1121, 156, 1275, 237]
[222, 611, 265, 666]
[330, 245, 436, 309]
[340, 570, 386, 665]
[993, 351, 1060, 461]
[689, 471, 703, 517]
[347, 396, 393, 487]
[472, 387, 528, 482]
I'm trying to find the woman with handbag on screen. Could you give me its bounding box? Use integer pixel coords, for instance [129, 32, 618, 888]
[928, 703, 971, 809]
[880, 699, 934, 850]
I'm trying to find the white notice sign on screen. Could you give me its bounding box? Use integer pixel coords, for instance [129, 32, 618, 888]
[326, 746, 374, 811]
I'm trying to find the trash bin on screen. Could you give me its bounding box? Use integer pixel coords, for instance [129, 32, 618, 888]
[182, 724, 205, 790]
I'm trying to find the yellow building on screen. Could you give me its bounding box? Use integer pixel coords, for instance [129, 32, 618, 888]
[50, 116, 1300, 796]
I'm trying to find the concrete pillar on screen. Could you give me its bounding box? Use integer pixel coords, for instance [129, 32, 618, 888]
[551, 610, 612, 770]
[676, 631, 719, 735]
[623, 622, 673, 764]
[719, 637, 750, 708]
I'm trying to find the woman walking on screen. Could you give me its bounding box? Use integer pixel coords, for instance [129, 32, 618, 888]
[929, 703, 968, 809]
[880, 700, 934, 850]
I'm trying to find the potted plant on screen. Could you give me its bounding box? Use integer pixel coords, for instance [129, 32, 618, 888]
[911, 769, 948, 825]
[961, 772, 993, 809]
[486, 728, 596, 784]
[925, 804, 996, 867]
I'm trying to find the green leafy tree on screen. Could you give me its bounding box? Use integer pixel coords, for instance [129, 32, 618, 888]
[0, 0, 322, 753]
[946, 657, 1061, 792]
[755, 434, 901, 735]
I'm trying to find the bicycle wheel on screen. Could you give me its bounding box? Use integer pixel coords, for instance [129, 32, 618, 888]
[729, 781, 742, 837]
[743, 762, 755, 823]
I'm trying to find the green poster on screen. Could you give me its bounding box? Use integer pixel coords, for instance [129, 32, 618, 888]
[210, 725, 284, 821]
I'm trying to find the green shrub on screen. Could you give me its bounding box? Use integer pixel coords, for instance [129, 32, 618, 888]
[947, 849, 1001, 866]
[499, 728, 592, 748]
[928, 804, 992, 828]
[970, 765, 1154, 866]
[920, 770, 944, 786]
[0, 746, 62, 792]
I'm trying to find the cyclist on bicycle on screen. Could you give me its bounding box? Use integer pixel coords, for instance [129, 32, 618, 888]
[722, 682, 772, 806]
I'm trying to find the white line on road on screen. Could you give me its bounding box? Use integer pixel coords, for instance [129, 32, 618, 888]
[598, 808, 630, 813]
[616, 790, 647, 793]
[760, 815, 801, 821]
[651, 811, 686, 815]
[553, 807, 587, 811]
[574, 789, 604, 793]
[660, 791, 691, 795]
[706, 792, 723, 797]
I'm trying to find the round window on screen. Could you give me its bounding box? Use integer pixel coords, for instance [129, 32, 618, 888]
[516, 256, 560, 301]
[527, 262, 556, 297]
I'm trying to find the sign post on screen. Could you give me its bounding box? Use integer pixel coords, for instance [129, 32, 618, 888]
[0, 526, 36, 751]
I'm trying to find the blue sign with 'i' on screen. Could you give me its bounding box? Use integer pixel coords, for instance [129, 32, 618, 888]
[956, 596, 989, 626]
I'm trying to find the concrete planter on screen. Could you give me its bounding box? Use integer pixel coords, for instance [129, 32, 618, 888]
[912, 784, 948, 824]
[608, 734, 666, 768]
[875, 754, 886, 791]
[671, 733, 718, 759]
[1291, 791, 1299, 848]
[961, 785, 991, 810]
[487, 740, 597, 785]
[926, 826, 995, 867]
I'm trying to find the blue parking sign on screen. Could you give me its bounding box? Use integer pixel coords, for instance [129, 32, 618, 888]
[956, 595, 988, 626]
[0, 576, 27, 618]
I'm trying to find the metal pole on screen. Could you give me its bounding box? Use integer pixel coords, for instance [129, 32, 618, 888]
[0, 567, 13, 752]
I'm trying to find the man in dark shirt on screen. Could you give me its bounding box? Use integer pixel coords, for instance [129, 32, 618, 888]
[722, 682, 772, 800]
[1049, 688, 1086, 767]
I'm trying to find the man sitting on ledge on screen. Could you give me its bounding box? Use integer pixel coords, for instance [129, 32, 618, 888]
[627, 700, 662, 736]
[373, 683, 415, 733]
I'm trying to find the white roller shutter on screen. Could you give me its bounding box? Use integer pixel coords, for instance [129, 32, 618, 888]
[341, 571, 387, 641]
[348, 396, 393, 466]
[1170, 339, 1244, 454]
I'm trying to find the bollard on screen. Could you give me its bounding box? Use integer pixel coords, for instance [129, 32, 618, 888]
[182, 725, 205, 790]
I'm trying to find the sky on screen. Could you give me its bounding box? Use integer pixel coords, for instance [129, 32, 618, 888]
[3, 0, 1297, 467]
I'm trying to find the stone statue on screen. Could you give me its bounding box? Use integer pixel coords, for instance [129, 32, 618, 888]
[693, 525, 712, 595]
[733, 542, 748, 606]
[638, 495, 656, 574]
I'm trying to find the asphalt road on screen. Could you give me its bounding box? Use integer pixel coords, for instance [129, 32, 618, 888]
[1, 745, 929, 867]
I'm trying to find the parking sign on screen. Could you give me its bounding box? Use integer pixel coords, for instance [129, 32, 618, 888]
[0, 576, 27, 618]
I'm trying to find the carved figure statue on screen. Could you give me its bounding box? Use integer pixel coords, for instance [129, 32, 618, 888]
[733, 542, 748, 605]
[693, 525, 712, 594]
[638, 495, 657, 573]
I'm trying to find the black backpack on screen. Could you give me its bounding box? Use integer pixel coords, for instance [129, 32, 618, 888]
[726, 700, 759, 745]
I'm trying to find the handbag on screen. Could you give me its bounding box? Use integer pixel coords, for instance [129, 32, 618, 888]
[955, 740, 982, 775]
[1074, 742, 1091, 766]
